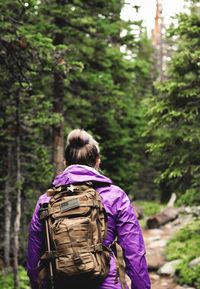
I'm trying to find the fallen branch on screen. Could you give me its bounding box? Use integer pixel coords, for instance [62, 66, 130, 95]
[146, 207, 179, 229]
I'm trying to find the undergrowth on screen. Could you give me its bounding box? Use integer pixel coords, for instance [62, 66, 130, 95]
[0, 266, 30, 289]
[165, 219, 200, 289]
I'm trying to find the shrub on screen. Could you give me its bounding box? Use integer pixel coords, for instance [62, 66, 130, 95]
[134, 200, 164, 217]
[177, 188, 200, 206]
[165, 220, 200, 288]
[0, 266, 30, 289]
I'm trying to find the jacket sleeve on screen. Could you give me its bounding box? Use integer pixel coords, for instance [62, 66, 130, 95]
[116, 189, 151, 289]
[26, 197, 45, 289]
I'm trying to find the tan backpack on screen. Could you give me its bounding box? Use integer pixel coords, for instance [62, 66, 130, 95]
[39, 182, 111, 288]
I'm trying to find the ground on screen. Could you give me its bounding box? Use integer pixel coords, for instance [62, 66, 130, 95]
[126, 212, 195, 289]
[143, 213, 194, 289]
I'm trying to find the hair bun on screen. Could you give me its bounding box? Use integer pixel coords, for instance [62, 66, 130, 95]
[67, 129, 90, 148]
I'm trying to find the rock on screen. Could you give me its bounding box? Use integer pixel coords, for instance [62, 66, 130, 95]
[184, 207, 192, 214]
[146, 249, 165, 270]
[133, 204, 144, 219]
[161, 280, 168, 286]
[189, 256, 200, 268]
[172, 218, 182, 226]
[150, 273, 160, 280]
[158, 259, 182, 276]
[184, 206, 200, 217]
[149, 228, 162, 235]
[147, 236, 161, 242]
[148, 239, 167, 249]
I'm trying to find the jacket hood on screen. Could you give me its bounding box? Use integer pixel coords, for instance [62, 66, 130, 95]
[52, 164, 112, 187]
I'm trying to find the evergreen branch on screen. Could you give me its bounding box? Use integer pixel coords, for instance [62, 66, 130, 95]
[54, 17, 99, 37]
[17, 0, 26, 18]
[4, 15, 24, 25]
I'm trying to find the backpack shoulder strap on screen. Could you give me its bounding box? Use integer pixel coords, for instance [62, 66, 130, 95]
[111, 241, 126, 289]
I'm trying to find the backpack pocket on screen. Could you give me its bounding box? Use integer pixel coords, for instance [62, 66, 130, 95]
[52, 216, 110, 279]
[55, 252, 97, 275]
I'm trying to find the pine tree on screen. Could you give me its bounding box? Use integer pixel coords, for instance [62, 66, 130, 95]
[146, 1, 200, 204]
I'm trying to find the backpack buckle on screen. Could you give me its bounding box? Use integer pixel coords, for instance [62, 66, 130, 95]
[39, 204, 49, 221]
[74, 256, 82, 266]
[91, 243, 103, 253]
[41, 251, 56, 260]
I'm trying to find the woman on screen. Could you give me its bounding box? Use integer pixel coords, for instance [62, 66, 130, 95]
[27, 129, 151, 289]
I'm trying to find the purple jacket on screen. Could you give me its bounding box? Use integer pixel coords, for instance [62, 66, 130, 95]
[27, 165, 150, 289]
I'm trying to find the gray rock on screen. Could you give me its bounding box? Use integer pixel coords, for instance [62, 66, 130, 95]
[158, 259, 182, 276]
[149, 239, 167, 249]
[146, 249, 165, 270]
[184, 206, 200, 217]
[189, 256, 200, 268]
[147, 236, 161, 242]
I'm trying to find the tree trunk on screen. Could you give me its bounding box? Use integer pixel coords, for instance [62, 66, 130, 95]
[52, 8, 65, 176]
[13, 95, 22, 289]
[160, 180, 172, 203]
[52, 71, 64, 176]
[167, 192, 177, 208]
[4, 144, 12, 269]
[146, 207, 179, 229]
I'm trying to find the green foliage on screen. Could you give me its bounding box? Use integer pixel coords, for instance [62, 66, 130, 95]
[166, 220, 200, 288]
[177, 188, 200, 206]
[0, 266, 30, 289]
[0, 0, 155, 278]
[145, 2, 200, 204]
[134, 200, 164, 217]
[176, 261, 200, 289]
[134, 200, 164, 228]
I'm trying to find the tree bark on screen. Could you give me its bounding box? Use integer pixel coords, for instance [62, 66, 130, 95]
[146, 207, 179, 229]
[4, 144, 12, 268]
[52, 71, 64, 176]
[13, 94, 22, 289]
[133, 204, 144, 220]
[167, 192, 177, 208]
[52, 5, 65, 176]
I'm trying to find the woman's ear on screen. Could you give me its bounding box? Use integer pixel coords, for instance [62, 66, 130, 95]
[95, 158, 101, 170]
[64, 160, 67, 167]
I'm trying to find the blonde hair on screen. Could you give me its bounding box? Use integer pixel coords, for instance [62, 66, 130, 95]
[64, 129, 100, 167]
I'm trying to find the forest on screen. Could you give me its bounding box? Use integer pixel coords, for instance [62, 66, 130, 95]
[0, 0, 200, 288]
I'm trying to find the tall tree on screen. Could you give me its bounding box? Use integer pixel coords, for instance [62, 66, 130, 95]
[4, 145, 12, 269]
[0, 0, 74, 284]
[145, 0, 200, 204]
[13, 92, 22, 289]
[52, 0, 65, 176]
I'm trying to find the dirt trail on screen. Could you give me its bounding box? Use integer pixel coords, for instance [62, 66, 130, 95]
[142, 214, 194, 289]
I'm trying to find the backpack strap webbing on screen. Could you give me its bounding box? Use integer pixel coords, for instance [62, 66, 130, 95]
[112, 242, 126, 289]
